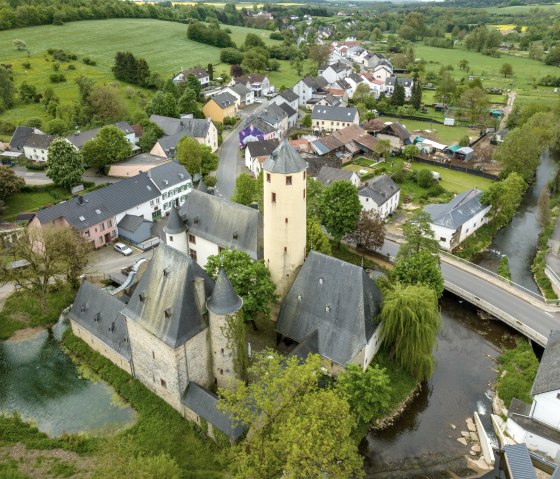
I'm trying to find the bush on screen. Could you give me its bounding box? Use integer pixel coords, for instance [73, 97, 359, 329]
[270, 32, 284, 41]
[49, 73, 66, 83]
[82, 57, 97, 66]
[427, 183, 446, 197]
[22, 62, 31, 69]
[391, 167, 407, 183]
[24, 117, 42, 129]
[223, 116, 239, 126]
[496, 339, 539, 405]
[220, 47, 244, 65]
[416, 169, 433, 188]
[25, 160, 47, 171]
[67, 64, 76, 71]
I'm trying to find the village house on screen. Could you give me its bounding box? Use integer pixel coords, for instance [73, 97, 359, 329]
[292, 76, 329, 107]
[385, 77, 414, 99]
[221, 83, 254, 108]
[66, 122, 137, 150]
[359, 174, 400, 219]
[150, 116, 218, 157]
[372, 64, 393, 83]
[505, 330, 560, 462]
[9, 126, 42, 153]
[378, 122, 412, 146]
[172, 67, 210, 87]
[316, 165, 360, 187]
[311, 105, 359, 133]
[203, 92, 238, 123]
[244, 139, 280, 177]
[259, 104, 289, 137]
[232, 73, 272, 97]
[108, 153, 170, 178]
[269, 89, 300, 112]
[23, 133, 56, 162]
[311, 124, 377, 159]
[347, 46, 369, 64]
[316, 92, 343, 107]
[424, 189, 491, 252]
[239, 118, 279, 147]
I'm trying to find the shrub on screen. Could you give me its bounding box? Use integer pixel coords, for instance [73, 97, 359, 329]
[22, 62, 31, 69]
[223, 116, 239, 126]
[220, 48, 244, 65]
[52, 62, 60, 71]
[416, 169, 433, 188]
[67, 64, 76, 71]
[270, 32, 284, 40]
[496, 339, 539, 405]
[82, 57, 97, 66]
[24, 117, 42, 129]
[49, 73, 66, 83]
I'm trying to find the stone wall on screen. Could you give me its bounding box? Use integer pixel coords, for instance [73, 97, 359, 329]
[209, 312, 238, 389]
[183, 329, 212, 390]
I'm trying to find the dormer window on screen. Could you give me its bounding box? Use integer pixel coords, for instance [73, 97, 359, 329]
[80, 303, 87, 312]
[233, 232, 239, 240]
[319, 277, 323, 285]
[163, 267, 171, 278]
[94, 312, 101, 322]
[139, 292, 146, 303]
[164, 307, 172, 318]
[325, 305, 331, 312]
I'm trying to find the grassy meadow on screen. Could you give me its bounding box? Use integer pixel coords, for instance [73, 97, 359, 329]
[484, 3, 560, 14]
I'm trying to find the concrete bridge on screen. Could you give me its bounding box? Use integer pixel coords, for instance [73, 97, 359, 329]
[378, 238, 560, 347]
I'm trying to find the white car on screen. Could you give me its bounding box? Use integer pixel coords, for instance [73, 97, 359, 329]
[254, 98, 262, 104]
[114, 242, 133, 256]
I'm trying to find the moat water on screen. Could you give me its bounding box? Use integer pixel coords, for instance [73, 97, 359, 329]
[0, 321, 135, 437]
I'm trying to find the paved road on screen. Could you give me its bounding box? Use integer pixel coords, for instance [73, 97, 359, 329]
[14, 166, 121, 186]
[215, 100, 269, 200]
[378, 239, 560, 342]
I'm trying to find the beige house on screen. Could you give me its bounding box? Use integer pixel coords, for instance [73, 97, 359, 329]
[149, 115, 219, 155]
[311, 105, 359, 133]
[203, 92, 238, 123]
[108, 153, 170, 178]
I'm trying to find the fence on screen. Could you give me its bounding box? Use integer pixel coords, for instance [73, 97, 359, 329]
[412, 156, 499, 180]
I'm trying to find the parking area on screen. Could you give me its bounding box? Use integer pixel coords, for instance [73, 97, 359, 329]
[85, 242, 148, 275]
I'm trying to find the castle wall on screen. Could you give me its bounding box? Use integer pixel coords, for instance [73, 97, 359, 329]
[209, 311, 239, 389]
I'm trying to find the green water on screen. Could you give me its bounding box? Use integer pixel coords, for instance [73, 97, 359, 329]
[0, 324, 136, 437]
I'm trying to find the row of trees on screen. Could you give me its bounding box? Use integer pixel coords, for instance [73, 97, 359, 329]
[113, 51, 153, 88]
[187, 22, 235, 48]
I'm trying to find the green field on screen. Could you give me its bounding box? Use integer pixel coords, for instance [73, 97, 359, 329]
[485, 3, 560, 14]
[378, 116, 475, 145]
[411, 161, 494, 193]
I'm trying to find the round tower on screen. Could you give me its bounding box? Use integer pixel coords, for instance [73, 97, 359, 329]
[262, 140, 307, 299]
[163, 206, 188, 255]
[207, 269, 244, 389]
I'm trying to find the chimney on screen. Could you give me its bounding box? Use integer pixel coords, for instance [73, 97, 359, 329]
[250, 201, 259, 211]
[193, 277, 207, 315]
[78, 196, 84, 205]
[207, 187, 215, 196]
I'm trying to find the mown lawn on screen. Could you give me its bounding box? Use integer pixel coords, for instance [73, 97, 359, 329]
[410, 161, 494, 193]
[378, 116, 476, 145]
[4, 188, 71, 221]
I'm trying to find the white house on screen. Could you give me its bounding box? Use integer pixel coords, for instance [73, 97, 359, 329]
[244, 139, 280, 177]
[311, 105, 359, 133]
[232, 73, 272, 97]
[172, 67, 210, 87]
[319, 61, 353, 84]
[66, 122, 137, 150]
[269, 89, 300, 112]
[373, 65, 393, 83]
[385, 77, 414, 99]
[424, 189, 491, 251]
[149, 115, 219, 155]
[505, 330, 560, 462]
[316, 165, 360, 188]
[292, 76, 329, 107]
[347, 46, 369, 64]
[146, 161, 193, 217]
[23, 134, 56, 162]
[358, 175, 400, 219]
[259, 104, 289, 137]
[222, 83, 254, 108]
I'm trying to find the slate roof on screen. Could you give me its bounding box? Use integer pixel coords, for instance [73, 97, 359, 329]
[181, 67, 208, 80]
[503, 444, 537, 479]
[206, 269, 243, 315]
[246, 139, 280, 158]
[211, 92, 237, 109]
[263, 140, 308, 174]
[359, 175, 400, 206]
[316, 166, 355, 185]
[69, 281, 130, 360]
[179, 190, 263, 260]
[311, 105, 358, 122]
[123, 243, 214, 348]
[250, 117, 276, 134]
[301, 76, 329, 90]
[232, 82, 251, 96]
[260, 104, 287, 126]
[278, 102, 298, 119]
[66, 122, 134, 149]
[424, 189, 489, 231]
[149, 115, 183, 136]
[149, 115, 211, 138]
[182, 382, 245, 440]
[280, 89, 299, 102]
[379, 122, 410, 141]
[276, 251, 383, 365]
[385, 77, 413, 88]
[321, 93, 340, 106]
[24, 133, 56, 149]
[147, 160, 191, 190]
[10, 126, 35, 149]
[163, 206, 186, 235]
[118, 214, 148, 233]
[531, 329, 560, 396]
[348, 73, 364, 84]
[236, 73, 267, 84]
[290, 329, 319, 361]
[336, 79, 352, 90]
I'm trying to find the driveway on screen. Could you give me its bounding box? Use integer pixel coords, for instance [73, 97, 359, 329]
[215, 99, 269, 200]
[14, 166, 121, 186]
[84, 243, 148, 275]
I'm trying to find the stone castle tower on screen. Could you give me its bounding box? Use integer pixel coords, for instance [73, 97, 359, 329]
[163, 205, 188, 255]
[262, 140, 307, 299]
[207, 269, 244, 389]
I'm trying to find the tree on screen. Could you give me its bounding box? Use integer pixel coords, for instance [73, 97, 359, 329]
[410, 75, 422, 111]
[482, 172, 527, 229]
[308, 44, 331, 67]
[218, 351, 365, 479]
[0, 65, 15, 110]
[494, 127, 541, 183]
[336, 364, 392, 423]
[458, 59, 469, 71]
[0, 166, 24, 200]
[46, 118, 67, 136]
[538, 187, 551, 227]
[0, 225, 91, 305]
[306, 218, 331, 255]
[88, 85, 128, 123]
[139, 121, 164, 152]
[320, 180, 362, 246]
[13, 39, 27, 50]
[391, 81, 405, 106]
[232, 173, 258, 206]
[399, 211, 439, 257]
[82, 125, 132, 169]
[221, 48, 244, 65]
[402, 144, 419, 162]
[46, 139, 84, 189]
[244, 33, 265, 49]
[353, 83, 372, 103]
[19, 82, 39, 103]
[458, 87, 489, 127]
[435, 70, 457, 105]
[393, 249, 444, 297]
[185, 74, 201, 97]
[380, 283, 442, 381]
[500, 63, 513, 78]
[176, 136, 218, 176]
[306, 177, 325, 220]
[242, 47, 269, 72]
[416, 169, 433, 188]
[146, 91, 178, 118]
[302, 114, 311, 128]
[373, 139, 391, 159]
[177, 87, 199, 115]
[205, 250, 277, 321]
[349, 209, 385, 252]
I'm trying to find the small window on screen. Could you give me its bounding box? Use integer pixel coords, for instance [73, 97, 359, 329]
[303, 189, 306, 199]
[169, 235, 173, 242]
[160, 379, 167, 388]
[220, 369, 223, 375]
[286, 176, 292, 185]
[272, 192, 276, 203]
[190, 250, 197, 261]
[439, 237, 446, 242]
[221, 348, 224, 354]
[108, 220, 112, 227]
[285, 217, 288, 224]
[152, 351, 155, 359]
[284, 246, 287, 253]
[189, 234, 196, 244]
[266, 173, 271, 183]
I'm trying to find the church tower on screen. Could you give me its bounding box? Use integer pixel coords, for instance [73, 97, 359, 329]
[263, 140, 307, 299]
[207, 269, 244, 389]
[163, 206, 188, 255]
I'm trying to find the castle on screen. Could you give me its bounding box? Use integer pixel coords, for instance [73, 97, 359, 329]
[68, 140, 384, 441]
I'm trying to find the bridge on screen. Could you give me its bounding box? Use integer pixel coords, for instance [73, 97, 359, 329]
[377, 238, 560, 347]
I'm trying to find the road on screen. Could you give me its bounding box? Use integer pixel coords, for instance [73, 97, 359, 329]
[14, 166, 121, 186]
[215, 100, 269, 200]
[377, 239, 560, 342]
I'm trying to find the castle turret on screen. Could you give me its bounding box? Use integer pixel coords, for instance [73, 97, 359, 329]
[207, 269, 244, 389]
[262, 140, 307, 299]
[163, 206, 188, 255]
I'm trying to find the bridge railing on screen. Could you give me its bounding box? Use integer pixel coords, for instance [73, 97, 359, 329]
[444, 281, 549, 347]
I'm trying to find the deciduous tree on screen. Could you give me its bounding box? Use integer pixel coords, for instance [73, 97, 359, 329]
[232, 173, 258, 206]
[81, 125, 132, 169]
[320, 180, 362, 246]
[46, 138, 84, 189]
[349, 209, 385, 252]
[306, 218, 331, 255]
[308, 44, 331, 67]
[499, 63, 513, 78]
[0, 165, 24, 200]
[306, 177, 325, 220]
[482, 172, 527, 229]
[176, 136, 218, 176]
[146, 91, 178, 118]
[393, 249, 444, 298]
[458, 87, 489, 126]
[399, 211, 439, 257]
[0, 65, 15, 110]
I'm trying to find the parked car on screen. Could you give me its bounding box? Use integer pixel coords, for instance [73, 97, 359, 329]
[254, 98, 263, 104]
[114, 242, 133, 256]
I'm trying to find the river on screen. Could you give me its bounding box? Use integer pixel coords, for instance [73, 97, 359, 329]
[361, 294, 518, 478]
[474, 151, 558, 293]
[0, 321, 135, 437]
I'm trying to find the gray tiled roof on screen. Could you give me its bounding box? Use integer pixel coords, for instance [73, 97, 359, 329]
[66, 122, 134, 149]
[206, 269, 243, 315]
[532, 329, 560, 396]
[147, 161, 191, 190]
[277, 251, 382, 365]
[164, 206, 186, 235]
[250, 117, 276, 134]
[149, 115, 183, 136]
[386, 77, 412, 88]
[280, 89, 299, 102]
[301, 76, 328, 90]
[263, 140, 308, 175]
[179, 190, 263, 260]
[123, 243, 215, 348]
[503, 444, 537, 479]
[278, 102, 297, 119]
[246, 139, 279, 158]
[424, 189, 488, 231]
[24, 133, 56, 149]
[312, 105, 358, 122]
[118, 214, 147, 233]
[316, 166, 355, 186]
[379, 122, 410, 140]
[69, 281, 130, 360]
[348, 73, 364, 84]
[359, 174, 400, 206]
[232, 83, 251, 96]
[182, 382, 245, 440]
[181, 67, 208, 80]
[211, 92, 237, 109]
[10, 126, 35, 149]
[260, 104, 287, 126]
